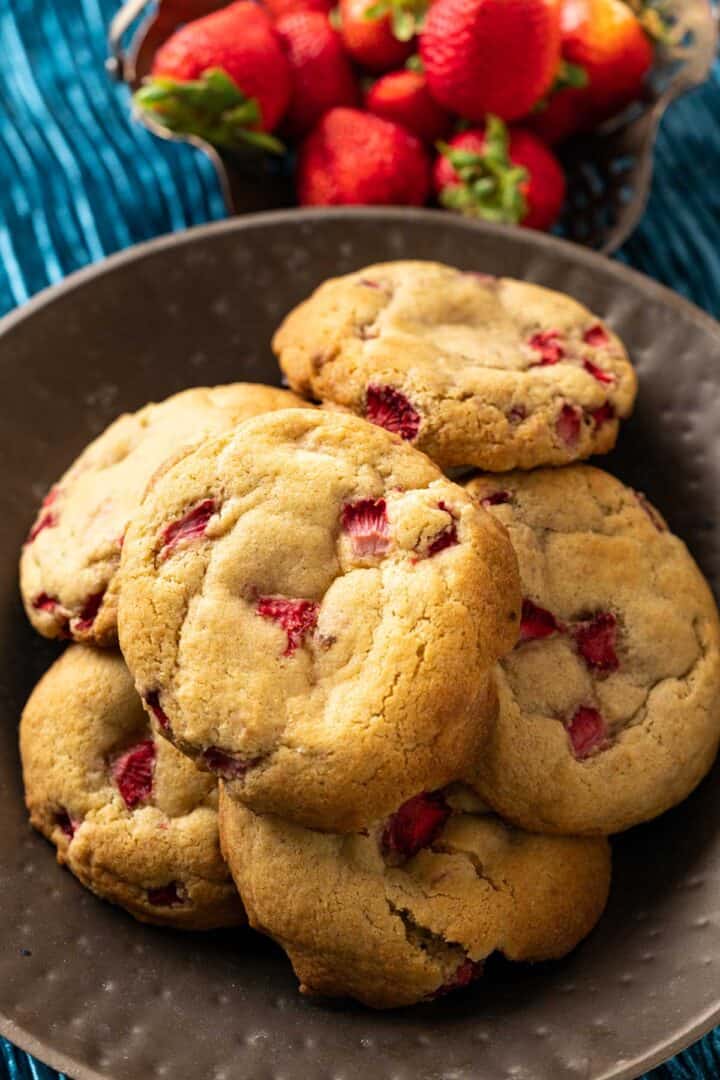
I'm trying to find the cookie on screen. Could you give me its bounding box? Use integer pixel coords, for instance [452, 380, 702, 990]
[20, 645, 245, 930]
[465, 466, 720, 835]
[20, 383, 307, 646]
[219, 783, 611, 1008]
[118, 408, 520, 832]
[273, 260, 636, 471]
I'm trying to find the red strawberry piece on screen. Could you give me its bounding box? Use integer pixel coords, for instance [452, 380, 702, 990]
[55, 809, 78, 839]
[573, 612, 618, 673]
[159, 499, 217, 560]
[365, 384, 421, 439]
[31, 594, 71, 637]
[520, 598, 564, 641]
[583, 359, 614, 385]
[112, 739, 156, 810]
[528, 329, 565, 366]
[588, 401, 615, 428]
[297, 108, 430, 206]
[556, 403, 582, 447]
[201, 746, 256, 779]
[425, 501, 459, 557]
[365, 70, 451, 143]
[634, 491, 666, 532]
[432, 957, 484, 998]
[26, 487, 60, 544]
[382, 791, 451, 859]
[583, 323, 610, 347]
[480, 490, 511, 507]
[339, 0, 414, 72]
[421, 0, 561, 122]
[433, 120, 566, 232]
[147, 882, 184, 907]
[341, 498, 391, 556]
[145, 691, 170, 731]
[264, 0, 332, 16]
[136, 2, 291, 152]
[256, 596, 320, 655]
[32, 593, 60, 613]
[73, 591, 105, 633]
[566, 705, 607, 759]
[275, 12, 358, 136]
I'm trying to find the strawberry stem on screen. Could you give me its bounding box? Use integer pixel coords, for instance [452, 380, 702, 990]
[134, 68, 285, 154]
[363, 0, 427, 39]
[438, 115, 528, 225]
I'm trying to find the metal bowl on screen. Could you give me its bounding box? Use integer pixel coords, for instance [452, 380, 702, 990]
[107, 0, 716, 252]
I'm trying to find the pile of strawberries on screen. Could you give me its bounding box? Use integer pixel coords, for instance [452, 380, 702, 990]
[135, 0, 659, 232]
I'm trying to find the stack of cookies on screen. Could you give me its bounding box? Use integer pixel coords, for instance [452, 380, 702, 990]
[18, 261, 720, 1009]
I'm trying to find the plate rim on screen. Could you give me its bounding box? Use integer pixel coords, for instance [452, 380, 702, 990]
[2, 207, 720, 347]
[3, 206, 720, 1080]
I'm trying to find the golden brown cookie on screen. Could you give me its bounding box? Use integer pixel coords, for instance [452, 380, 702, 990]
[219, 783, 611, 1008]
[466, 467, 720, 835]
[20, 383, 307, 645]
[20, 645, 245, 929]
[118, 408, 520, 832]
[273, 261, 636, 471]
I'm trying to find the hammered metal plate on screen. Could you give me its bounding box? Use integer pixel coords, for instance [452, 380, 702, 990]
[1, 209, 719, 1080]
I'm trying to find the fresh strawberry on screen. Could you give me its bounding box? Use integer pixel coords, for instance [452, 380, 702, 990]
[264, 0, 333, 16]
[561, 0, 653, 120]
[135, 2, 291, 152]
[365, 69, 451, 143]
[420, 0, 561, 122]
[531, 0, 653, 142]
[434, 116, 565, 230]
[338, 0, 417, 72]
[297, 107, 431, 205]
[276, 12, 359, 135]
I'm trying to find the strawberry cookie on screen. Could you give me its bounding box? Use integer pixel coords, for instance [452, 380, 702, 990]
[272, 260, 636, 471]
[219, 783, 610, 1008]
[466, 467, 720, 835]
[118, 409, 520, 832]
[20, 646, 244, 929]
[20, 383, 306, 646]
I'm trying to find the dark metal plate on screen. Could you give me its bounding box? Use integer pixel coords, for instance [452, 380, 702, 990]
[1, 209, 719, 1080]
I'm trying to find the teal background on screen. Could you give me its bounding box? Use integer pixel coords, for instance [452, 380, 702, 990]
[1, 2, 719, 1077]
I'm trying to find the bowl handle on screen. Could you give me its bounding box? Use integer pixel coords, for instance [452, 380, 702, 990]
[106, 0, 156, 82]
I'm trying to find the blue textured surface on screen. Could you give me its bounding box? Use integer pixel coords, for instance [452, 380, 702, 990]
[1, 1, 720, 1078]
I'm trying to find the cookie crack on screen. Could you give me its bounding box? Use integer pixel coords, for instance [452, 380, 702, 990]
[428, 842, 505, 894]
[384, 898, 467, 971]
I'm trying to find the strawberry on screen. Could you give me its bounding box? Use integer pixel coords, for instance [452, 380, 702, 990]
[434, 116, 566, 230]
[531, 0, 653, 142]
[297, 107, 430, 205]
[338, 0, 417, 71]
[276, 12, 359, 135]
[264, 0, 332, 16]
[135, 2, 291, 152]
[561, 0, 653, 120]
[420, 0, 561, 122]
[365, 68, 451, 143]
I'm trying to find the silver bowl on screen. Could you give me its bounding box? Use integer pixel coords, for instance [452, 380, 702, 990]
[107, 0, 717, 252]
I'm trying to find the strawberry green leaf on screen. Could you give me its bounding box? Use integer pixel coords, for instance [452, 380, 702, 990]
[134, 68, 285, 155]
[555, 60, 588, 90]
[364, 0, 391, 18]
[405, 54, 424, 72]
[437, 115, 528, 226]
[392, 6, 417, 40]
